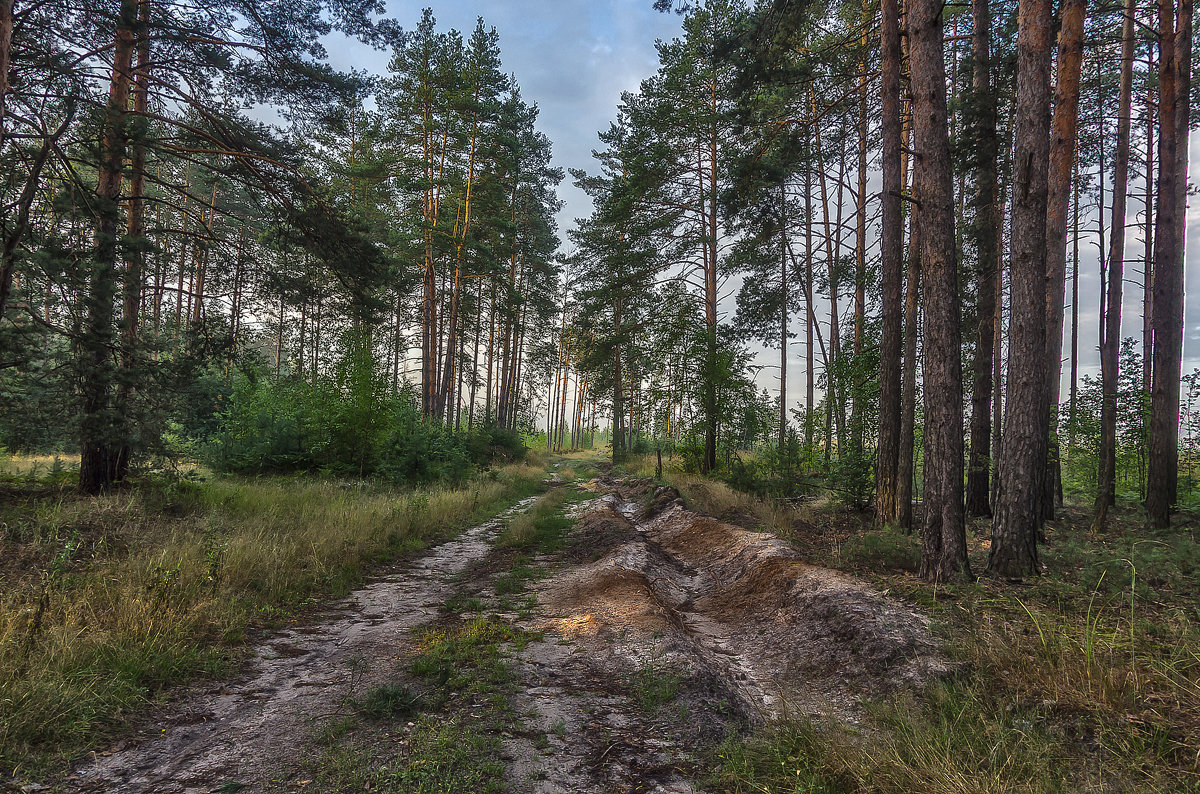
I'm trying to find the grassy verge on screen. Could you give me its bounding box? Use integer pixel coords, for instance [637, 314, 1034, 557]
[616, 452, 800, 536]
[0, 459, 545, 776]
[704, 499, 1200, 792]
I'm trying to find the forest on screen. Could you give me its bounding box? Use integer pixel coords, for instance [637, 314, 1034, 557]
[1, 0, 1198, 791]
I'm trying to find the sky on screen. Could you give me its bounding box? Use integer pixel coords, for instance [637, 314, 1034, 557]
[321, 2, 1200, 421]
[324, 1, 686, 239]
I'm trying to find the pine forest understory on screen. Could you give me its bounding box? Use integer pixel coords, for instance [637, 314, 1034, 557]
[2, 0, 1200, 791]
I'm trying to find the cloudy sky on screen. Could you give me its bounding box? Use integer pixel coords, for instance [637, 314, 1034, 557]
[325, 1, 686, 238]
[323, 2, 1200, 418]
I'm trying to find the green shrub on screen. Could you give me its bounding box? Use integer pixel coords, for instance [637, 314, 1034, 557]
[205, 341, 524, 486]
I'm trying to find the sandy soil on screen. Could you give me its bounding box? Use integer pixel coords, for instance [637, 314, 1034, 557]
[62, 497, 540, 793]
[56, 473, 948, 793]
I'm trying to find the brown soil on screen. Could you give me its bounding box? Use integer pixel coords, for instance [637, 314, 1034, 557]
[51, 473, 947, 793]
[537, 481, 949, 729]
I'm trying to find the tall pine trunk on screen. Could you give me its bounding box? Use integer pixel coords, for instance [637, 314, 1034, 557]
[1091, 0, 1136, 532]
[876, 0, 903, 527]
[965, 0, 1001, 517]
[80, 1, 136, 494]
[1041, 0, 1088, 519]
[911, 0, 971, 580]
[115, 0, 151, 481]
[990, 0, 1054, 577]
[1146, 0, 1191, 528]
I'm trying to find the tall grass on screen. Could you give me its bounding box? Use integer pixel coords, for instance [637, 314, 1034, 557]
[620, 453, 797, 535]
[0, 461, 544, 774]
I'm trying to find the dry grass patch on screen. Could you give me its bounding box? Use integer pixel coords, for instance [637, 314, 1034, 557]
[0, 461, 544, 775]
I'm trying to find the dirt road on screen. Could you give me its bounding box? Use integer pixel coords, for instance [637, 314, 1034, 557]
[62, 472, 945, 793]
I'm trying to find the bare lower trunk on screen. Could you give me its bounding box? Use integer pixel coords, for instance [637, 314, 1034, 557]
[911, 0, 970, 581]
[990, 0, 1054, 577]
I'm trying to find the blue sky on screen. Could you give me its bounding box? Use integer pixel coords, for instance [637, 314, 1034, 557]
[324, 1, 685, 238]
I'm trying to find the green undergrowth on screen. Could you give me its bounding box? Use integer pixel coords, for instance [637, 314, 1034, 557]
[301, 615, 539, 793]
[0, 460, 546, 777]
[498, 485, 573, 552]
[627, 658, 684, 713]
[673, 469, 1200, 793]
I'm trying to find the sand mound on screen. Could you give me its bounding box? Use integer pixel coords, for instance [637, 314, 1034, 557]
[540, 487, 950, 722]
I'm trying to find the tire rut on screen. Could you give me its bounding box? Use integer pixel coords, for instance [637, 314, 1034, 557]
[64, 495, 541, 794]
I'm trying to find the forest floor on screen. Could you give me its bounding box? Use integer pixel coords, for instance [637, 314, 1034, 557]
[6, 452, 1199, 792]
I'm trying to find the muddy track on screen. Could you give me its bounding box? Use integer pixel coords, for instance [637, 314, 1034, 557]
[63, 496, 541, 794]
[60, 473, 946, 794]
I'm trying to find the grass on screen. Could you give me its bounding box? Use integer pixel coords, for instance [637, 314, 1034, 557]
[0, 459, 545, 776]
[351, 683, 424, 721]
[627, 659, 683, 712]
[385, 716, 507, 793]
[708, 503, 1200, 793]
[297, 614, 538, 793]
[498, 486, 572, 552]
[619, 453, 800, 536]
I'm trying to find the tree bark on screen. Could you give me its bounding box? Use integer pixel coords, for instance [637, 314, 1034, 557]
[898, 93, 918, 533]
[1041, 0, 1088, 520]
[1091, 0, 1136, 532]
[1146, 0, 1191, 527]
[876, 0, 903, 527]
[805, 166, 815, 448]
[0, 0, 12, 152]
[115, 0, 151, 481]
[989, 0, 1054, 577]
[80, 1, 136, 494]
[779, 186, 789, 449]
[910, 0, 971, 580]
[965, 0, 1001, 518]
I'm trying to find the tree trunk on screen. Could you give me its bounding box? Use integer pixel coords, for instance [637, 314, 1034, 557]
[701, 81, 720, 474]
[805, 166, 815, 449]
[1091, 0, 1136, 532]
[965, 0, 1001, 518]
[851, 0, 869, 470]
[1041, 0, 1088, 520]
[911, 0, 971, 580]
[115, 0, 151, 481]
[1146, 0, 1190, 528]
[1143, 68, 1155, 394]
[898, 95, 918, 532]
[876, 0, 903, 528]
[80, 1, 136, 494]
[989, 0, 1054, 577]
[779, 186, 789, 449]
[0, 0, 11, 153]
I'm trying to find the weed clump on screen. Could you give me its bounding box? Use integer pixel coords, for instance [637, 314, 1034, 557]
[351, 684, 424, 721]
[839, 530, 920, 572]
